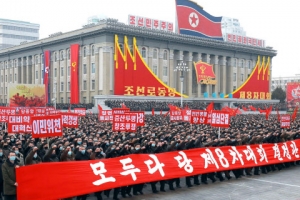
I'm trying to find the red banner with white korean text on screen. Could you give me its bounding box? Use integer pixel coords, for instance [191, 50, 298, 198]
[61, 113, 79, 128]
[126, 111, 145, 126]
[31, 115, 62, 138]
[280, 115, 291, 129]
[190, 110, 207, 124]
[44, 50, 51, 104]
[0, 116, 8, 122]
[98, 110, 113, 122]
[7, 124, 32, 133]
[211, 111, 230, 128]
[17, 140, 300, 200]
[170, 110, 183, 122]
[113, 108, 130, 114]
[113, 113, 137, 132]
[70, 44, 80, 104]
[74, 108, 86, 116]
[0, 107, 16, 115]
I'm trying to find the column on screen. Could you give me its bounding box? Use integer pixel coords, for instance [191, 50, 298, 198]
[226, 58, 233, 94]
[219, 56, 227, 94]
[159, 49, 164, 79]
[169, 50, 174, 88]
[21, 58, 24, 84]
[95, 46, 100, 94]
[186, 52, 193, 97]
[195, 53, 202, 97]
[237, 59, 241, 87]
[85, 47, 91, 103]
[26, 56, 29, 84]
[102, 46, 111, 95]
[269, 58, 272, 94]
[203, 54, 210, 96]
[178, 50, 184, 94]
[212, 55, 219, 95]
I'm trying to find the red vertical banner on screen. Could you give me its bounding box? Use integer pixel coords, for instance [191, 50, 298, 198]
[70, 44, 80, 104]
[43, 50, 50, 104]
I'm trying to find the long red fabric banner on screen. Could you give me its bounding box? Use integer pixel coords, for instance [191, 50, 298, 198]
[43, 50, 50, 104]
[70, 44, 79, 104]
[17, 140, 300, 200]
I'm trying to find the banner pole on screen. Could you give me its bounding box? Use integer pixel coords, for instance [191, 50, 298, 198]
[218, 127, 220, 140]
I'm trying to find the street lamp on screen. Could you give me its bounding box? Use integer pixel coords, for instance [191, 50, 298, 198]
[174, 61, 190, 108]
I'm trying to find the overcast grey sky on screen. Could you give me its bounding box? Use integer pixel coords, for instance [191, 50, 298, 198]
[1, 0, 299, 77]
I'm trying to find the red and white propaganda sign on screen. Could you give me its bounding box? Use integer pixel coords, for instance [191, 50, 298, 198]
[31, 115, 62, 138]
[61, 113, 79, 128]
[128, 111, 145, 126]
[210, 111, 230, 128]
[17, 140, 300, 200]
[98, 110, 113, 122]
[74, 108, 86, 116]
[113, 113, 137, 132]
[170, 110, 183, 122]
[280, 115, 291, 129]
[190, 110, 207, 124]
[8, 124, 32, 133]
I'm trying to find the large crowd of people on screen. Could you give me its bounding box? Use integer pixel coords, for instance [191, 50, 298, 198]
[234, 103, 287, 111]
[46, 103, 94, 110]
[0, 111, 299, 200]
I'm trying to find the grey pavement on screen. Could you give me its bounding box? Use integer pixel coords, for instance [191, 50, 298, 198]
[85, 166, 300, 200]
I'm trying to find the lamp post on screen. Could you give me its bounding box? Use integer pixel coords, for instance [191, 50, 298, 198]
[174, 61, 190, 108]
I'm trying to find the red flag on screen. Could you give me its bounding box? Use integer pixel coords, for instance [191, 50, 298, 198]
[206, 102, 214, 113]
[258, 108, 265, 113]
[242, 106, 248, 111]
[121, 103, 128, 109]
[152, 108, 154, 116]
[292, 106, 298, 121]
[276, 108, 280, 122]
[160, 110, 162, 115]
[43, 50, 50, 104]
[164, 111, 169, 117]
[168, 104, 180, 111]
[265, 106, 272, 120]
[98, 105, 103, 112]
[249, 105, 256, 111]
[70, 44, 80, 104]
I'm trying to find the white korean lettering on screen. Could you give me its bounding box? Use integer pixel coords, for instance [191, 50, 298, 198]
[243, 146, 257, 164]
[229, 146, 244, 165]
[290, 141, 300, 158]
[120, 158, 141, 181]
[215, 148, 229, 168]
[174, 151, 193, 173]
[256, 144, 268, 163]
[201, 149, 219, 169]
[90, 162, 116, 186]
[281, 143, 291, 160]
[272, 143, 283, 161]
[144, 155, 165, 177]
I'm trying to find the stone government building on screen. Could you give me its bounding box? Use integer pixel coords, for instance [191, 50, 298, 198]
[0, 19, 277, 104]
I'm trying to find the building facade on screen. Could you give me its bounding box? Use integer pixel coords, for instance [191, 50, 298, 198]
[0, 19, 276, 104]
[271, 76, 300, 91]
[0, 18, 40, 50]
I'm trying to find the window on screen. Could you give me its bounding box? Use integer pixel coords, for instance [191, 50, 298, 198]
[153, 49, 158, 59]
[83, 80, 87, 90]
[60, 82, 64, 92]
[60, 51, 64, 60]
[163, 66, 168, 76]
[240, 60, 244, 68]
[248, 61, 251, 69]
[83, 47, 86, 57]
[35, 71, 38, 79]
[83, 64, 87, 74]
[67, 66, 70, 76]
[54, 68, 57, 77]
[233, 73, 236, 81]
[83, 97, 87, 103]
[68, 97, 70, 103]
[35, 56, 39, 64]
[241, 74, 244, 82]
[5, 87, 7, 94]
[5, 75, 7, 82]
[233, 86, 236, 91]
[60, 97, 64, 103]
[163, 50, 168, 60]
[9, 74, 12, 82]
[14, 74, 16, 82]
[91, 45, 95, 56]
[91, 63, 95, 73]
[67, 82, 70, 91]
[91, 80, 95, 90]
[61, 67, 64, 76]
[67, 49, 70, 60]
[153, 66, 158, 75]
[233, 59, 237, 67]
[142, 47, 147, 58]
[55, 53, 58, 61]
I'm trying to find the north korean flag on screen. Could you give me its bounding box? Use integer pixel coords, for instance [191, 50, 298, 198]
[175, 0, 223, 40]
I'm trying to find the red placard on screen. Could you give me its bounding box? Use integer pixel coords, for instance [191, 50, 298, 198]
[170, 110, 183, 122]
[112, 108, 130, 115]
[98, 110, 113, 122]
[113, 113, 137, 132]
[210, 111, 230, 128]
[16, 140, 300, 200]
[31, 115, 62, 138]
[137, 16, 144, 27]
[128, 15, 136, 26]
[128, 111, 145, 126]
[0, 107, 16, 115]
[7, 124, 32, 133]
[190, 110, 207, 124]
[280, 115, 291, 128]
[17, 107, 35, 115]
[74, 108, 86, 116]
[0, 116, 8, 122]
[8, 115, 31, 124]
[167, 22, 173, 31]
[182, 109, 191, 122]
[61, 113, 79, 128]
[227, 34, 232, 42]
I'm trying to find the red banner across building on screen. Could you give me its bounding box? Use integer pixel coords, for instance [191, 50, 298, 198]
[43, 50, 51, 103]
[17, 140, 300, 200]
[70, 44, 80, 104]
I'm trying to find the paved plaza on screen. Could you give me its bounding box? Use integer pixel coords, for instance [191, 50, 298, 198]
[85, 165, 300, 200]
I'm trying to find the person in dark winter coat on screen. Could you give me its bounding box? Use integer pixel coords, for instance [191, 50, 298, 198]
[25, 147, 42, 165]
[0, 148, 6, 199]
[2, 151, 19, 200]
